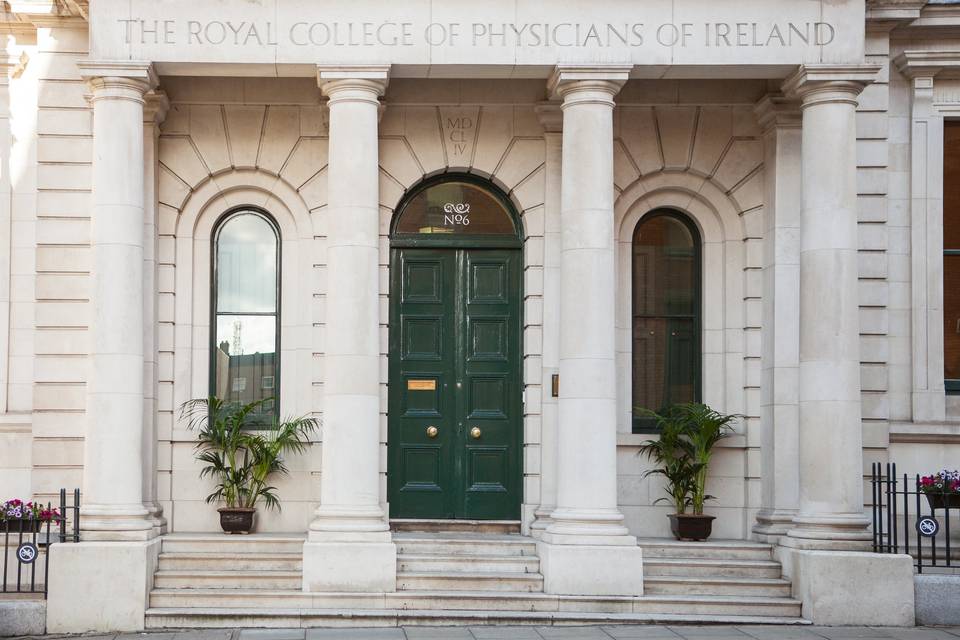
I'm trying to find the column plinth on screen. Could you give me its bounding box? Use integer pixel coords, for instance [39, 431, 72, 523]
[77, 63, 157, 542]
[303, 66, 396, 593]
[535, 66, 642, 597]
[781, 65, 879, 551]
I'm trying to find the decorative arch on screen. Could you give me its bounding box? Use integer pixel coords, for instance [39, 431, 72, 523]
[613, 173, 752, 433]
[170, 171, 315, 424]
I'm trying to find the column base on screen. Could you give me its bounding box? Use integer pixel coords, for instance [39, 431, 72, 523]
[80, 504, 156, 541]
[47, 538, 161, 633]
[783, 512, 873, 551]
[537, 541, 643, 596]
[303, 530, 396, 592]
[752, 509, 797, 543]
[779, 547, 914, 625]
[529, 504, 555, 540]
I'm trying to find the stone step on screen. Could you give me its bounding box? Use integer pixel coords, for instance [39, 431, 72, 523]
[643, 576, 792, 597]
[153, 570, 303, 590]
[160, 534, 305, 555]
[397, 553, 540, 573]
[390, 519, 521, 535]
[145, 607, 810, 628]
[147, 588, 802, 618]
[158, 552, 303, 572]
[642, 557, 783, 579]
[637, 539, 774, 561]
[396, 571, 544, 592]
[393, 533, 537, 557]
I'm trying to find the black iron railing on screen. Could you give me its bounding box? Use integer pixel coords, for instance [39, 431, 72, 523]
[1, 488, 80, 597]
[871, 463, 958, 573]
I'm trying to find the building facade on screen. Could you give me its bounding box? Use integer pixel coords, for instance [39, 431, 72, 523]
[2, 0, 958, 630]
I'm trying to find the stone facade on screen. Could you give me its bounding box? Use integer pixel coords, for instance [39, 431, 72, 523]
[1, 0, 957, 629]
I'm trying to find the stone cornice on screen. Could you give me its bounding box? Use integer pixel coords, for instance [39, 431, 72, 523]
[865, 0, 924, 31]
[894, 50, 960, 79]
[782, 64, 881, 104]
[534, 102, 562, 134]
[754, 93, 801, 133]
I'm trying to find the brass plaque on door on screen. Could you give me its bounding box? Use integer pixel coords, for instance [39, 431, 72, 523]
[407, 379, 437, 391]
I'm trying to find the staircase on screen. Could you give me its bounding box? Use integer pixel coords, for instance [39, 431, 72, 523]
[145, 531, 806, 628]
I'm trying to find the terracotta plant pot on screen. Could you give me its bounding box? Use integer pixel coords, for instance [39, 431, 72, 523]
[668, 513, 715, 541]
[218, 507, 256, 534]
[924, 492, 960, 511]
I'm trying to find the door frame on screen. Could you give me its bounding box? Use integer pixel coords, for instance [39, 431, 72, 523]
[387, 173, 525, 520]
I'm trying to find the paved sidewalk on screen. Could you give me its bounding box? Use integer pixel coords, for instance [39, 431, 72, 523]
[21, 627, 960, 640]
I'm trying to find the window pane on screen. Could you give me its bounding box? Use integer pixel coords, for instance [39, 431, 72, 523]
[633, 215, 697, 316]
[945, 255, 960, 380]
[216, 212, 278, 313]
[395, 181, 515, 235]
[632, 317, 697, 413]
[945, 122, 960, 251]
[214, 314, 277, 421]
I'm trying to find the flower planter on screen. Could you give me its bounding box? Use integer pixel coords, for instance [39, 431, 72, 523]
[0, 519, 43, 534]
[924, 493, 960, 511]
[218, 507, 256, 534]
[668, 513, 715, 541]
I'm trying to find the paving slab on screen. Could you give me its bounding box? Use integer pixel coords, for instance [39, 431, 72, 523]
[602, 626, 681, 639]
[403, 627, 474, 639]
[469, 626, 545, 639]
[807, 631, 896, 639]
[668, 629, 751, 638]
[535, 627, 612, 640]
[306, 630, 407, 640]
[238, 631, 305, 640]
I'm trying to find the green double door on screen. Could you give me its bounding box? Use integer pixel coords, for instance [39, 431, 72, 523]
[388, 248, 522, 520]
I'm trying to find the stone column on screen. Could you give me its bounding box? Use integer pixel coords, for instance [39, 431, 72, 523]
[303, 65, 396, 593]
[531, 102, 562, 538]
[77, 62, 157, 541]
[142, 91, 169, 535]
[536, 66, 643, 597]
[752, 94, 802, 543]
[782, 65, 878, 550]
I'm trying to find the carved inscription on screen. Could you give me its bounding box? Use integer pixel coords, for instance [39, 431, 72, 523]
[117, 19, 837, 49]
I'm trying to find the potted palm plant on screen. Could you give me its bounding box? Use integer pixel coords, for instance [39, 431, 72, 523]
[180, 397, 319, 534]
[638, 403, 738, 541]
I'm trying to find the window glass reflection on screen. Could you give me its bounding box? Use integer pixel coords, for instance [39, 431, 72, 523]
[632, 211, 701, 430]
[212, 210, 280, 425]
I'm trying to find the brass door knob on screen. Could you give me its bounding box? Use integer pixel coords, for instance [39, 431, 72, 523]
[470, 427, 482, 439]
[426, 426, 439, 438]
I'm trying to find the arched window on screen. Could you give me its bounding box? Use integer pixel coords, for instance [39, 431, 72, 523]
[632, 209, 701, 432]
[211, 208, 280, 426]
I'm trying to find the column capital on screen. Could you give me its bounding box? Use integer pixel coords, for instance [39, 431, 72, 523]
[547, 65, 630, 106]
[782, 64, 880, 108]
[143, 90, 170, 126]
[535, 101, 563, 134]
[77, 60, 157, 103]
[894, 50, 960, 80]
[754, 93, 802, 134]
[317, 64, 390, 103]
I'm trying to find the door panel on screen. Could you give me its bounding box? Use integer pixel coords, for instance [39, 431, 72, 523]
[389, 248, 521, 520]
[389, 251, 457, 518]
[460, 250, 520, 519]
